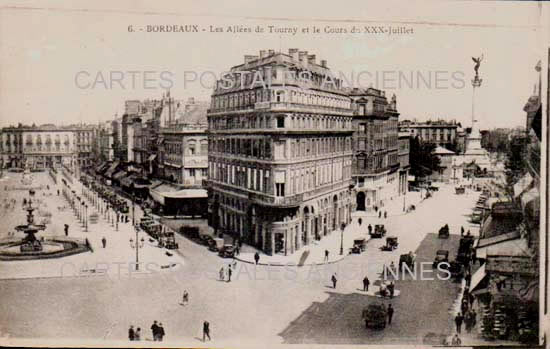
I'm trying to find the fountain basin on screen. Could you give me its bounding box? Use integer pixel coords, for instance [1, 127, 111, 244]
[0, 237, 91, 261]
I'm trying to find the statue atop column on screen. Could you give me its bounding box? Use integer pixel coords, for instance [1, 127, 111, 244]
[471, 54, 483, 87]
[472, 54, 483, 78]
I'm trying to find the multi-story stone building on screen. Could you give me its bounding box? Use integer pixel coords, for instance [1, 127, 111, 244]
[72, 125, 96, 167]
[159, 98, 209, 185]
[206, 49, 355, 255]
[348, 88, 400, 211]
[399, 119, 459, 149]
[97, 121, 115, 162]
[0, 124, 77, 169]
[160, 125, 208, 185]
[398, 132, 410, 196]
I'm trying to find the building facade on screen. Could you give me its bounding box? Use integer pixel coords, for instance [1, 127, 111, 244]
[0, 124, 77, 169]
[349, 88, 400, 211]
[398, 132, 410, 196]
[399, 120, 459, 149]
[206, 49, 355, 255]
[160, 125, 208, 186]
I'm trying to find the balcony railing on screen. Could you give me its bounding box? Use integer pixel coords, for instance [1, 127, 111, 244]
[249, 192, 303, 207]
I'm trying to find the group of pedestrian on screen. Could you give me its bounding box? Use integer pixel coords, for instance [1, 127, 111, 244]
[128, 325, 142, 341]
[150, 320, 166, 341]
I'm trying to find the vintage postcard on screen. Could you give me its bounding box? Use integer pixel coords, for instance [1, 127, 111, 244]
[0, 0, 548, 347]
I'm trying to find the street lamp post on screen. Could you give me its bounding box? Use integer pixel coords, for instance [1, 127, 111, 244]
[130, 226, 145, 271]
[116, 212, 119, 231]
[84, 204, 88, 232]
[339, 222, 346, 255]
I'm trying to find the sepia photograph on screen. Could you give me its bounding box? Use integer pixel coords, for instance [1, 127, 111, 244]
[0, 0, 548, 347]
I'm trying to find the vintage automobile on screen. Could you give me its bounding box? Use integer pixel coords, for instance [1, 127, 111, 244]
[351, 238, 367, 254]
[218, 244, 235, 258]
[433, 249, 449, 269]
[438, 224, 450, 239]
[162, 232, 179, 250]
[208, 237, 225, 252]
[370, 224, 386, 238]
[399, 252, 416, 271]
[455, 186, 465, 195]
[381, 236, 398, 251]
[362, 303, 387, 329]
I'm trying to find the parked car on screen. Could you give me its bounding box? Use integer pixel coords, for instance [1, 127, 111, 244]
[433, 249, 449, 269]
[370, 224, 386, 238]
[362, 303, 387, 329]
[351, 238, 367, 254]
[219, 244, 235, 258]
[208, 237, 224, 252]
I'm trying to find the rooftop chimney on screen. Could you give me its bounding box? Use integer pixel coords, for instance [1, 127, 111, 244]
[259, 50, 267, 59]
[244, 55, 258, 64]
[289, 48, 299, 61]
[320, 59, 327, 68]
[268, 49, 275, 56]
[307, 54, 316, 64]
[298, 51, 308, 65]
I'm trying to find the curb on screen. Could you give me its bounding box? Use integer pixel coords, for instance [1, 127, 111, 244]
[232, 254, 348, 267]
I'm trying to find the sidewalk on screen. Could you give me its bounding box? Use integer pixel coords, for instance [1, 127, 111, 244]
[235, 218, 372, 266]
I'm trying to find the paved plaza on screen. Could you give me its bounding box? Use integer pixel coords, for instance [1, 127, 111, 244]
[0, 172, 484, 346]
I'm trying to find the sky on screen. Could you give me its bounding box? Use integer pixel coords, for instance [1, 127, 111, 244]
[0, 0, 547, 130]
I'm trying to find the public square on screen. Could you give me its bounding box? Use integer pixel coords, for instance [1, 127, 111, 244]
[0, 170, 483, 346]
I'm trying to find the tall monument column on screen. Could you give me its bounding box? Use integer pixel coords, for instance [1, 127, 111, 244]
[463, 54, 490, 168]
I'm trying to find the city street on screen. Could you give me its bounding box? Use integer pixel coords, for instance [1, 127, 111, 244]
[0, 173, 481, 345]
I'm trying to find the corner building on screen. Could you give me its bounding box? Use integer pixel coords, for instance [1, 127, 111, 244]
[348, 88, 400, 211]
[206, 49, 355, 255]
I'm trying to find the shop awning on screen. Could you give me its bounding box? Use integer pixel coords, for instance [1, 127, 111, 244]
[477, 236, 527, 259]
[120, 175, 136, 187]
[95, 162, 106, 172]
[470, 264, 488, 293]
[113, 170, 127, 180]
[150, 183, 207, 205]
[104, 161, 120, 178]
[513, 173, 533, 197]
[520, 187, 539, 211]
[477, 230, 520, 249]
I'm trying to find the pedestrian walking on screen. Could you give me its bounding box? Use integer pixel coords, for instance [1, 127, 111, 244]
[358, 218, 362, 226]
[57, 189, 60, 196]
[455, 312, 464, 334]
[182, 290, 189, 305]
[158, 323, 165, 341]
[387, 304, 394, 325]
[227, 265, 232, 282]
[389, 281, 395, 298]
[128, 325, 135, 341]
[378, 211, 382, 218]
[363, 276, 370, 292]
[331, 273, 337, 288]
[219, 266, 225, 281]
[64, 224, 69, 236]
[368, 224, 372, 235]
[134, 327, 141, 341]
[151, 320, 159, 341]
[384, 211, 387, 219]
[235, 244, 240, 256]
[324, 250, 329, 262]
[101, 237, 106, 248]
[203, 320, 211, 341]
[461, 226, 465, 236]
[254, 252, 260, 265]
